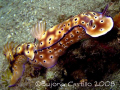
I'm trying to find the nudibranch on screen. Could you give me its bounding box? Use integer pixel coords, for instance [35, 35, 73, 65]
[3, 42, 29, 87]
[27, 5, 113, 68]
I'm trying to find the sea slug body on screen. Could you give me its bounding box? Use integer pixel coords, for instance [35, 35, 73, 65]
[28, 5, 113, 68]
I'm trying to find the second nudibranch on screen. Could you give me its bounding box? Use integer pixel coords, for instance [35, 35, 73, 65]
[24, 5, 114, 68]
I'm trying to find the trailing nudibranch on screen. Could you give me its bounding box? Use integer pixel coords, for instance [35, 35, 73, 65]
[3, 42, 27, 87]
[3, 42, 36, 87]
[28, 5, 113, 68]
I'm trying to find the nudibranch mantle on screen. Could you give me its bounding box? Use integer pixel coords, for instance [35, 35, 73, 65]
[31, 10, 113, 52]
[83, 11, 113, 37]
[28, 5, 113, 68]
[9, 55, 28, 87]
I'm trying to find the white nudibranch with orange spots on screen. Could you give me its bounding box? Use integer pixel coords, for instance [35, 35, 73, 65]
[28, 5, 113, 68]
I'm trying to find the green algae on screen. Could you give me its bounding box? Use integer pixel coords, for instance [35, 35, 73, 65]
[1, 66, 12, 88]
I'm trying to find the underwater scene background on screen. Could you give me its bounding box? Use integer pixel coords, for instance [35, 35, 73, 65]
[0, 0, 120, 90]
